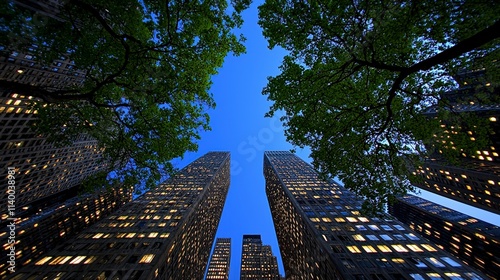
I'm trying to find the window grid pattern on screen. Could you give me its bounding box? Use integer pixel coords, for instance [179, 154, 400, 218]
[13, 152, 230, 280]
[206, 238, 231, 280]
[240, 235, 280, 280]
[264, 151, 488, 280]
[389, 194, 500, 280]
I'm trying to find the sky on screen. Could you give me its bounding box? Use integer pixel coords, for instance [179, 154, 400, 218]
[168, 1, 500, 279]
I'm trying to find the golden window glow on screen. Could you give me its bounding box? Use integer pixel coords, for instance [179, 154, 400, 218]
[489, 116, 497, 122]
[391, 244, 408, 252]
[362, 245, 376, 253]
[421, 244, 437, 252]
[35, 257, 52, 265]
[69, 256, 86, 264]
[148, 232, 158, 238]
[407, 244, 424, 252]
[353, 234, 365, 241]
[139, 254, 155, 264]
[346, 246, 362, 253]
[377, 245, 392, 253]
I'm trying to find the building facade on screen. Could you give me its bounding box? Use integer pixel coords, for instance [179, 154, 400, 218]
[0, 186, 132, 276]
[12, 152, 230, 280]
[240, 234, 280, 280]
[388, 194, 500, 280]
[264, 151, 487, 280]
[416, 67, 500, 214]
[206, 238, 231, 280]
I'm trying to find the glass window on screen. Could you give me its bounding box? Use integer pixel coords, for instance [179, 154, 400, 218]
[405, 233, 419, 240]
[347, 246, 362, 253]
[356, 225, 367, 231]
[366, 235, 379, 241]
[393, 224, 405, 230]
[410, 274, 425, 280]
[427, 273, 443, 280]
[380, 225, 393, 231]
[426, 257, 445, 268]
[393, 234, 405, 241]
[362, 245, 377, 253]
[441, 257, 461, 267]
[369, 225, 380, 231]
[380, 234, 392, 241]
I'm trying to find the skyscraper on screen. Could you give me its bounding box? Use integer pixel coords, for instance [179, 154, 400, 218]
[13, 152, 230, 280]
[0, 186, 132, 276]
[415, 67, 500, 214]
[388, 194, 500, 279]
[206, 238, 231, 280]
[264, 151, 487, 279]
[240, 234, 280, 280]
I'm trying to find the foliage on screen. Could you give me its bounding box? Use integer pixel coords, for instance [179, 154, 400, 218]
[1, 0, 250, 193]
[258, 0, 500, 214]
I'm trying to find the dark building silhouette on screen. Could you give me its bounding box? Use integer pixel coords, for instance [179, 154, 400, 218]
[389, 194, 500, 279]
[264, 151, 487, 279]
[13, 152, 230, 279]
[206, 238, 231, 280]
[240, 234, 280, 280]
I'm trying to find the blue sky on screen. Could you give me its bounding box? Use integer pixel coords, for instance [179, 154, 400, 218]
[170, 1, 500, 278]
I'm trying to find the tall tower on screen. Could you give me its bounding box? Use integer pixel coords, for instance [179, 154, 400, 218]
[240, 234, 280, 280]
[206, 238, 231, 280]
[416, 67, 500, 214]
[264, 151, 487, 279]
[14, 152, 230, 280]
[388, 194, 500, 279]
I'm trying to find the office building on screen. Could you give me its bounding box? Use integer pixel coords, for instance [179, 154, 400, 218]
[13, 152, 230, 280]
[0, 186, 132, 276]
[415, 67, 500, 214]
[240, 234, 280, 280]
[264, 151, 487, 279]
[389, 194, 500, 279]
[206, 238, 231, 280]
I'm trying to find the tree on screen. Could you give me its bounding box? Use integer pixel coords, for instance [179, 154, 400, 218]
[258, 0, 500, 214]
[0, 0, 249, 193]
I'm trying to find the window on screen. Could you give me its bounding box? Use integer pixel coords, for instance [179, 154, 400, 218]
[441, 257, 461, 267]
[426, 257, 445, 268]
[391, 244, 408, 253]
[427, 273, 443, 280]
[380, 234, 392, 241]
[347, 246, 362, 253]
[356, 225, 367, 231]
[380, 225, 393, 231]
[366, 235, 379, 241]
[407, 244, 423, 252]
[362, 245, 377, 253]
[368, 225, 380, 231]
[406, 233, 419, 240]
[353, 234, 365, 241]
[410, 274, 425, 280]
[393, 224, 405, 230]
[377, 245, 392, 253]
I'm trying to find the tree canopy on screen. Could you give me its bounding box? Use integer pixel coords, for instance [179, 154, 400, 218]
[258, 0, 500, 214]
[1, 0, 249, 192]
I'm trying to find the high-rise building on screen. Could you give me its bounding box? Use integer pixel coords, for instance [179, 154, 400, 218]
[388, 194, 500, 280]
[0, 186, 132, 276]
[264, 151, 488, 279]
[206, 238, 231, 280]
[415, 67, 500, 214]
[240, 234, 280, 280]
[13, 152, 230, 280]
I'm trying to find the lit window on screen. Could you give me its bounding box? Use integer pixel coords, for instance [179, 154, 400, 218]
[380, 234, 392, 241]
[362, 245, 377, 253]
[405, 233, 419, 240]
[391, 244, 408, 252]
[69, 256, 87, 264]
[139, 254, 155, 264]
[366, 235, 379, 241]
[352, 234, 365, 241]
[410, 274, 425, 280]
[393, 224, 405, 230]
[368, 225, 379, 231]
[441, 257, 461, 267]
[347, 246, 362, 253]
[427, 273, 443, 280]
[355, 225, 367, 231]
[421, 244, 437, 252]
[35, 257, 52, 265]
[407, 244, 423, 252]
[426, 257, 445, 268]
[377, 245, 392, 253]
